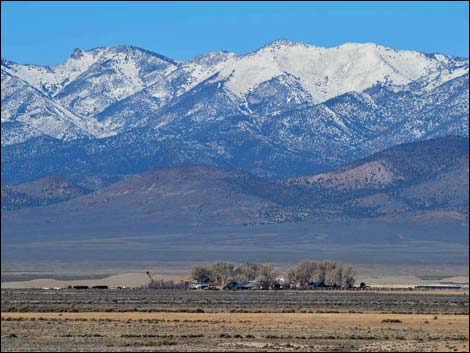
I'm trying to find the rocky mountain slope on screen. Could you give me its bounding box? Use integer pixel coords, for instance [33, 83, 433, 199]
[2, 41, 468, 184]
[3, 137, 468, 234]
[1, 69, 92, 145]
[1, 165, 306, 229]
[291, 135, 469, 217]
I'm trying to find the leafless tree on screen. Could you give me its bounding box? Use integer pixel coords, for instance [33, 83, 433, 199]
[331, 264, 344, 287]
[287, 267, 298, 283]
[191, 265, 213, 282]
[256, 263, 276, 282]
[322, 261, 339, 286]
[233, 262, 259, 281]
[211, 262, 235, 284]
[288, 260, 319, 284]
[287, 260, 355, 287]
[342, 265, 355, 288]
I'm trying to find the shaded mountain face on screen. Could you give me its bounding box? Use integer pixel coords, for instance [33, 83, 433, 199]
[397, 155, 469, 213]
[1, 165, 309, 233]
[1, 176, 89, 211]
[2, 137, 468, 237]
[1, 41, 468, 185]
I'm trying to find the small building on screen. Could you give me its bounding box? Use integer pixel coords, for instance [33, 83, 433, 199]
[415, 285, 462, 290]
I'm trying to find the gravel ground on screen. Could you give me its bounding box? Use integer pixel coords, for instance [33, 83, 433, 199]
[2, 289, 468, 351]
[1, 288, 469, 314]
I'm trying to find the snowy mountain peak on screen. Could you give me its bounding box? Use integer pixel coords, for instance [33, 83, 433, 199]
[218, 40, 468, 103]
[70, 48, 85, 59]
[191, 51, 237, 67]
[336, 41, 381, 49]
[262, 39, 311, 49]
[53, 46, 178, 117]
[98, 45, 177, 64]
[1, 41, 468, 146]
[1, 57, 15, 66]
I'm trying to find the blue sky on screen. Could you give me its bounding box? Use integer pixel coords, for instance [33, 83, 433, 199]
[2, 1, 469, 65]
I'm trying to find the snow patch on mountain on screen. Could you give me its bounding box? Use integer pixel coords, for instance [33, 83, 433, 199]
[1, 40, 468, 147]
[1, 47, 119, 97]
[91, 51, 237, 137]
[219, 41, 468, 103]
[53, 46, 178, 117]
[1, 69, 92, 144]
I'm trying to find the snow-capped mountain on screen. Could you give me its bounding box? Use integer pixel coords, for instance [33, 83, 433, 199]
[1, 40, 468, 184]
[217, 40, 468, 102]
[1, 69, 91, 145]
[54, 46, 178, 118]
[2, 48, 119, 97]
[93, 50, 238, 137]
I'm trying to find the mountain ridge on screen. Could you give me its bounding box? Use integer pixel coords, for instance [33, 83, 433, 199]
[3, 136, 468, 223]
[2, 40, 468, 186]
[2, 40, 468, 142]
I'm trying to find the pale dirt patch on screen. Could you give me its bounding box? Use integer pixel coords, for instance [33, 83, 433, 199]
[0, 272, 190, 289]
[2, 270, 468, 289]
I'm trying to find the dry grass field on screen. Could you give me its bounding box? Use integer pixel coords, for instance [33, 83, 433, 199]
[2, 312, 468, 352]
[1, 289, 469, 351]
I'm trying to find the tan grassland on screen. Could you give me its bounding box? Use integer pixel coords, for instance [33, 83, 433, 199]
[2, 312, 469, 352]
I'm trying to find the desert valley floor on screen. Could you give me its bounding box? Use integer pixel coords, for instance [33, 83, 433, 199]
[1, 289, 469, 352]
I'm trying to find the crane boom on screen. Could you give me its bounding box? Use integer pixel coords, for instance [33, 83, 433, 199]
[146, 271, 155, 283]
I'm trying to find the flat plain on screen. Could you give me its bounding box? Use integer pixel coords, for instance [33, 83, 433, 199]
[1, 289, 468, 352]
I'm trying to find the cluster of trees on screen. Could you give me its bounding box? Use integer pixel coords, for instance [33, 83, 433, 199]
[287, 260, 355, 288]
[192, 262, 276, 283]
[192, 260, 355, 288]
